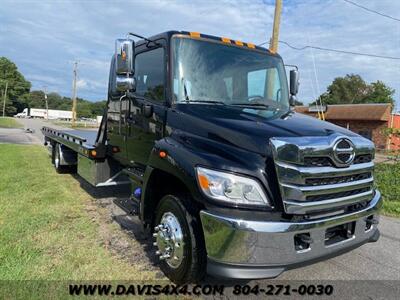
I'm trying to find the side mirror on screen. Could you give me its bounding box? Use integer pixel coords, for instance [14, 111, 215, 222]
[289, 69, 299, 96]
[115, 39, 136, 93]
[116, 76, 136, 92]
[289, 94, 298, 107]
[115, 39, 135, 74]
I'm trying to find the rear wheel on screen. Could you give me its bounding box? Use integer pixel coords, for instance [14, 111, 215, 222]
[53, 144, 61, 172]
[53, 143, 75, 173]
[153, 195, 206, 284]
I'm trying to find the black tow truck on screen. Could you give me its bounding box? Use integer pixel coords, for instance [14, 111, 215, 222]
[42, 31, 381, 284]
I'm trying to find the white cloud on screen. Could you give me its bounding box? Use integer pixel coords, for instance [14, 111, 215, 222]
[0, 0, 399, 109]
[76, 79, 87, 89]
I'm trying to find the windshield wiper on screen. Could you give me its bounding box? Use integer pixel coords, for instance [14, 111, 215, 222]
[182, 78, 190, 101]
[186, 99, 226, 105]
[230, 103, 271, 109]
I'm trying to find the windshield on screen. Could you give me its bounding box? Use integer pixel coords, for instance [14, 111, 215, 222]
[172, 37, 289, 110]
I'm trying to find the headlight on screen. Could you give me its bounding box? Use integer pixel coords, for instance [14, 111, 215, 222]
[196, 167, 270, 206]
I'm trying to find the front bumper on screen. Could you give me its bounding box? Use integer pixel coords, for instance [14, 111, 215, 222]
[200, 190, 382, 279]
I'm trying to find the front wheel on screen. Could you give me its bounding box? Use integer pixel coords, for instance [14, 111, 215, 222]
[153, 195, 206, 284]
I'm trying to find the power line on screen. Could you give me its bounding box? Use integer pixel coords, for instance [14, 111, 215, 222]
[71, 61, 78, 127]
[2, 81, 8, 117]
[342, 0, 400, 22]
[258, 40, 400, 60]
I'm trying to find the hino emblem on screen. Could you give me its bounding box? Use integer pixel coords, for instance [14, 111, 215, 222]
[333, 138, 355, 167]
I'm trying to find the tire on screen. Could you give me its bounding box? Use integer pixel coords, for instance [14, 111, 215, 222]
[153, 195, 206, 284]
[53, 144, 62, 173]
[53, 143, 75, 173]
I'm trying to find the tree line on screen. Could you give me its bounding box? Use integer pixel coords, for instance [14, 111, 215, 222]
[0, 57, 106, 118]
[311, 74, 395, 106]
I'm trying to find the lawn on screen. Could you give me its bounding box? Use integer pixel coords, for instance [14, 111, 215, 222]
[0, 117, 22, 128]
[375, 162, 400, 217]
[0, 144, 156, 282]
[0, 144, 398, 297]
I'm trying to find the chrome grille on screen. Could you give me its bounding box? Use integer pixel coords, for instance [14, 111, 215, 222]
[305, 172, 372, 186]
[354, 154, 372, 164]
[304, 156, 333, 167]
[306, 187, 371, 202]
[270, 134, 375, 215]
[303, 154, 372, 168]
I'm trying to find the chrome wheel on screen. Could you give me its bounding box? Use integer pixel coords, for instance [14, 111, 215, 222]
[54, 145, 60, 169]
[153, 212, 184, 269]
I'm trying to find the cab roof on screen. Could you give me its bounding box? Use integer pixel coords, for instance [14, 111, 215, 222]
[135, 30, 279, 57]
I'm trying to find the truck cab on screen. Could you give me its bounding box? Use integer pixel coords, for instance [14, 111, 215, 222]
[44, 31, 381, 284]
[106, 31, 381, 283]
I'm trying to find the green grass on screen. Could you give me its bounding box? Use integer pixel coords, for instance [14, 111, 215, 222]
[375, 162, 400, 217]
[0, 144, 156, 282]
[0, 117, 22, 128]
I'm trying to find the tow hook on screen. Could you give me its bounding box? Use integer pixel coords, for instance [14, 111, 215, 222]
[298, 233, 313, 244]
[294, 233, 313, 251]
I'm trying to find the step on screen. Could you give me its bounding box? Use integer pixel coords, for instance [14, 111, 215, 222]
[114, 197, 140, 216]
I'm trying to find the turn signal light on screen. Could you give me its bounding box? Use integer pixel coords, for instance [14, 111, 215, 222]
[198, 174, 210, 189]
[90, 150, 97, 157]
[159, 151, 167, 158]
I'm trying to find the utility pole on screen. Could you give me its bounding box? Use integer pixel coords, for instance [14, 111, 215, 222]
[267, 0, 282, 100]
[71, 61, 78, 127]
[2, 81, 8, 117]
[269, 0, 282, 54]
[44, 86, 49, 120]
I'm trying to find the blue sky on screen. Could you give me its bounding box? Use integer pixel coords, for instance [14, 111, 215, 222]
[1, 0, 399, 109]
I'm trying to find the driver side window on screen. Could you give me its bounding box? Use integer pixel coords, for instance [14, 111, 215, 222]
[247, 68, 281, 101]
[248, 69, 266, 97]
[135, 47, 165, 102]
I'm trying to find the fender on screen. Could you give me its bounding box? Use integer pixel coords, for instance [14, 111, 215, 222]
[141, 132, 281, 221]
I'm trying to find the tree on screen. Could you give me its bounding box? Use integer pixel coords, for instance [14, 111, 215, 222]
[0, 57, 31, 115]
[365, 81, 395, 104]
[90, 100, 107, 116]
[76, 99, 92, 118]
[314, 74, 394, 106]
[26, 90, 46, 108]
[1, 90, 17, 115]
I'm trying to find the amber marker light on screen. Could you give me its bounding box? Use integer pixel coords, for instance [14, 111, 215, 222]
[90, 150, 97, 157]
[189, 32, 201, 38]
[198, 174, 210, 190]
[112, 146, 120, 153]
[159, 151, 167, 158]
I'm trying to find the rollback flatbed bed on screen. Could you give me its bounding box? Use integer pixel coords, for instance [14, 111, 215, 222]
[42, 126, 98, 153]
[41, 123, 132, 189]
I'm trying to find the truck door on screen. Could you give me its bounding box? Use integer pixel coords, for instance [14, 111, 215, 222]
[126, 43, 166, 167]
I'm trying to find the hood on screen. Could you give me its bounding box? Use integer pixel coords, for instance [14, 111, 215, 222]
[167, 104, 358, 155]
